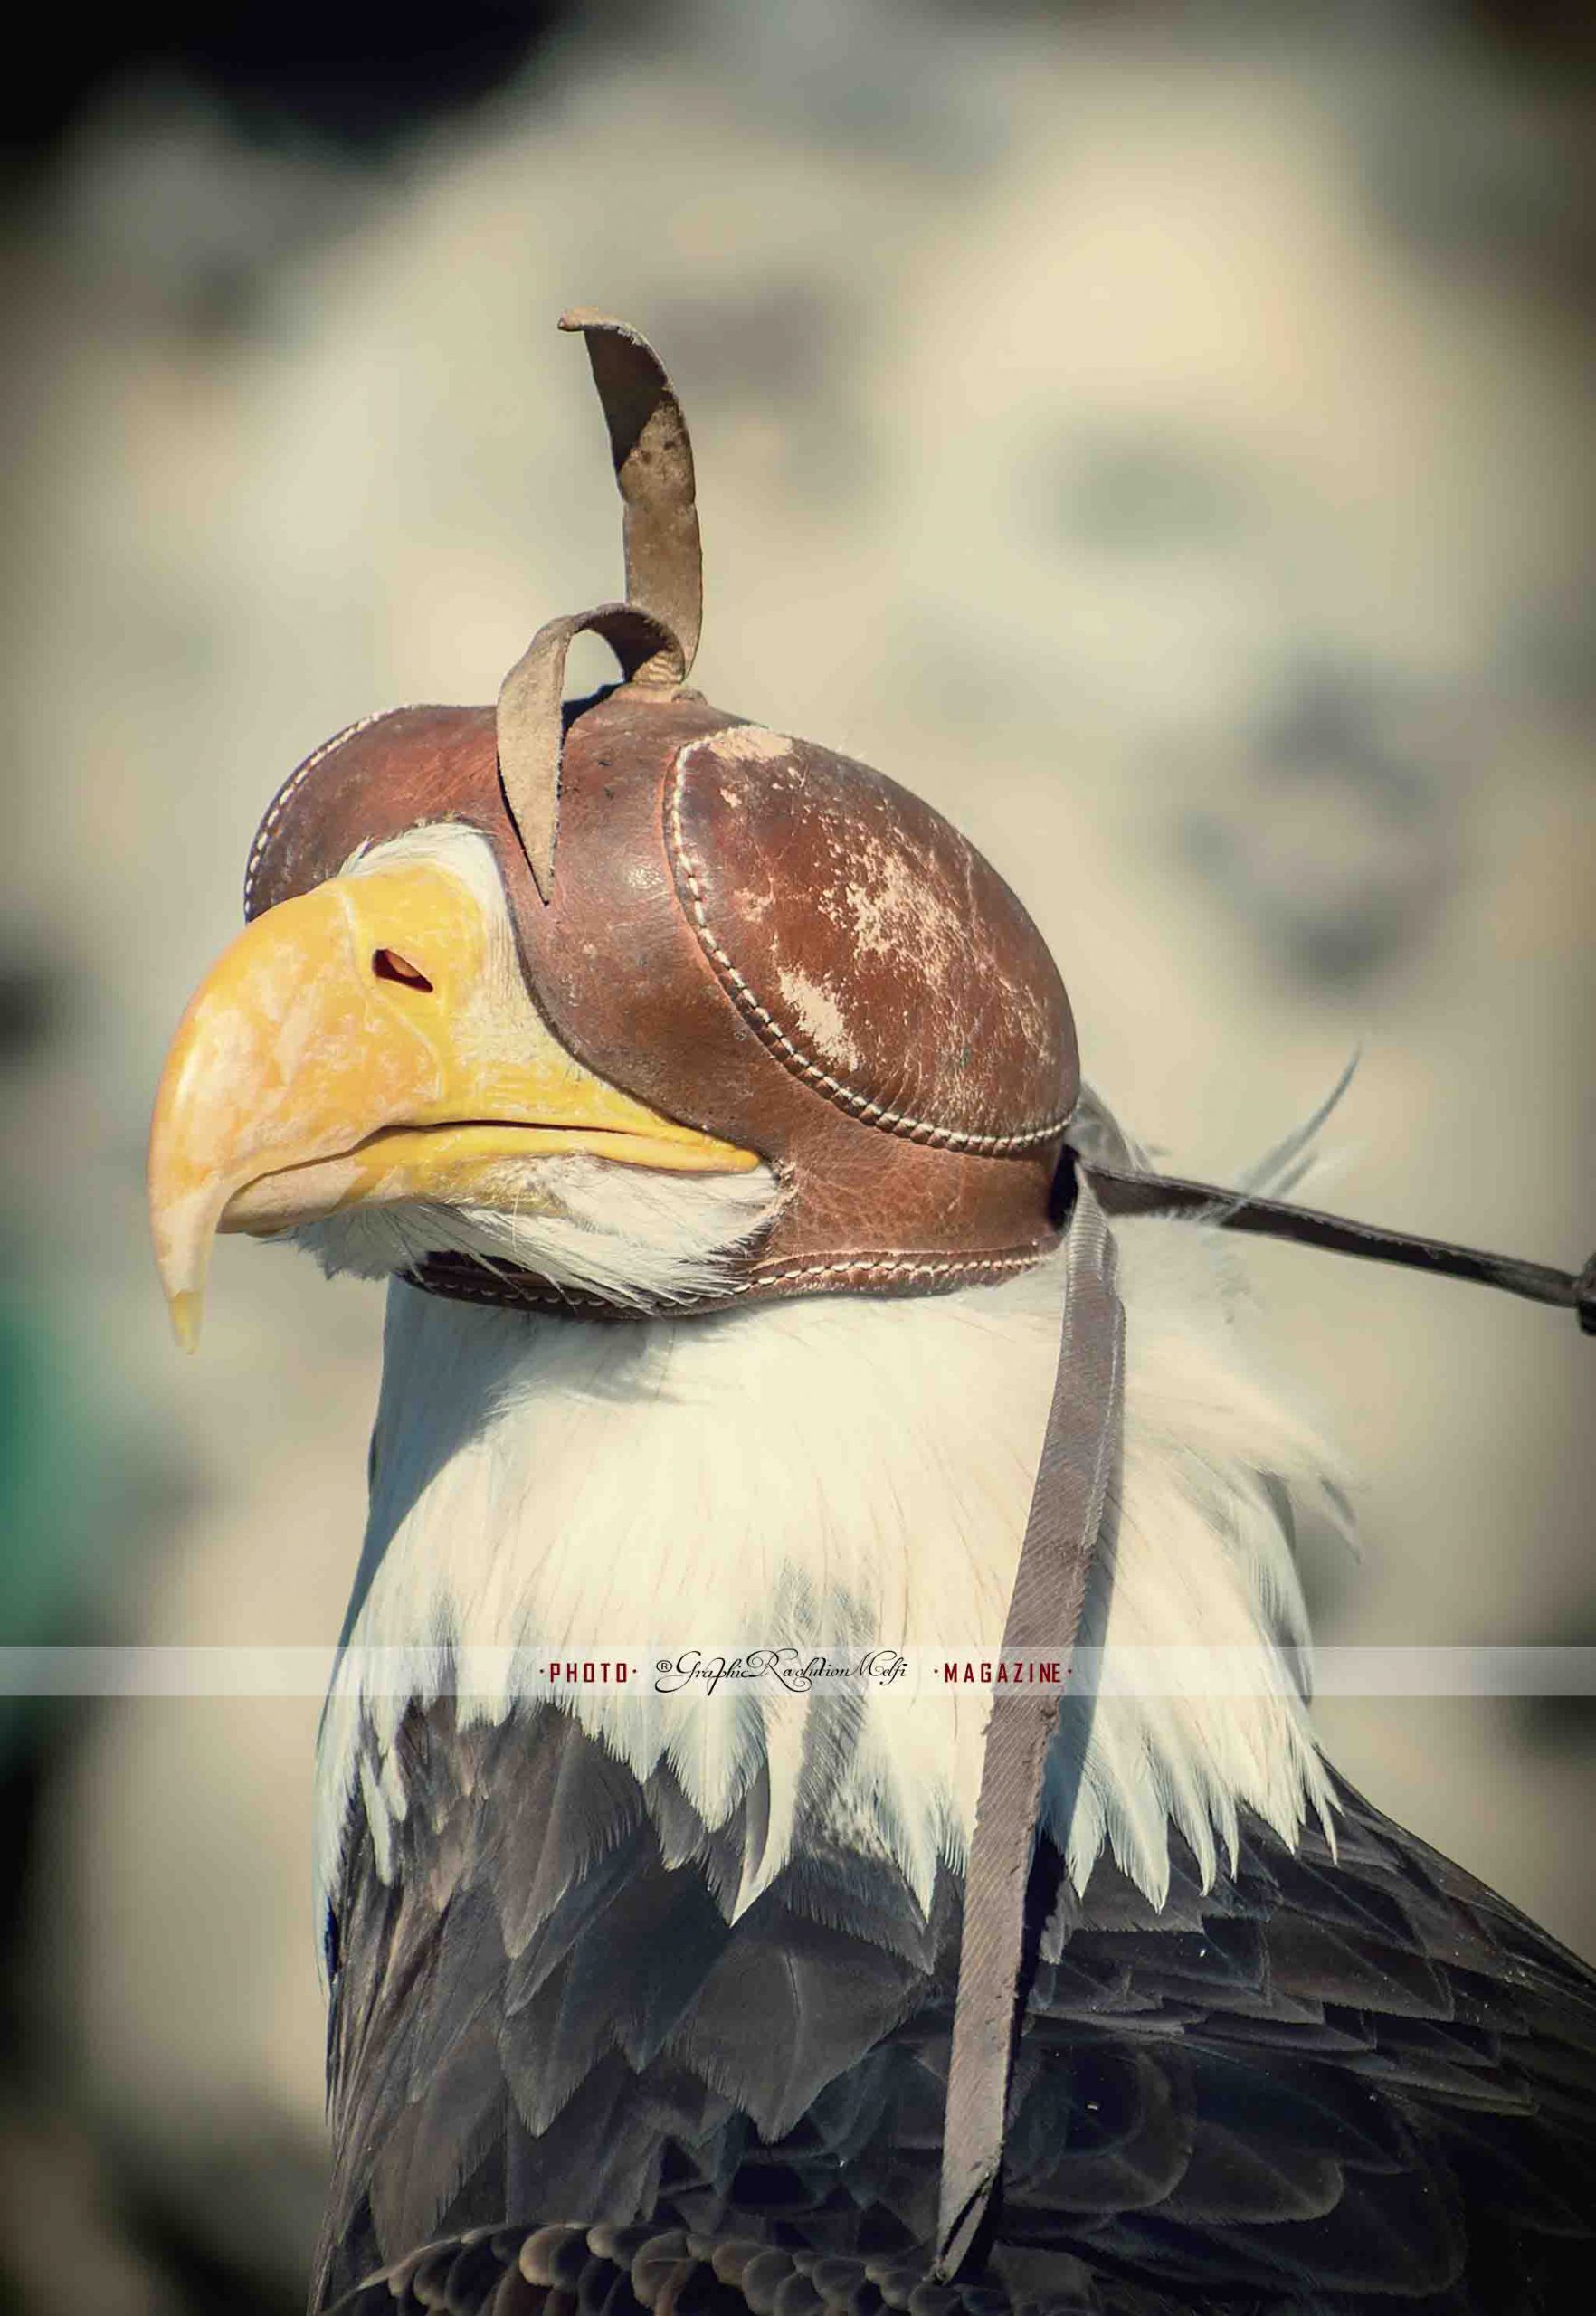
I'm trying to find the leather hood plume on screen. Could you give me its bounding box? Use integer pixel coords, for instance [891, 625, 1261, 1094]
[243, 310, 1078, 1314]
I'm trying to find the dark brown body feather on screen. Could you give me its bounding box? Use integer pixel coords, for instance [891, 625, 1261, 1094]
[317, 1702, 1596, 2314]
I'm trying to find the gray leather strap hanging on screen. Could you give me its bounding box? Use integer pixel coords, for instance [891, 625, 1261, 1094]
[934, 1163, 1126, 2279]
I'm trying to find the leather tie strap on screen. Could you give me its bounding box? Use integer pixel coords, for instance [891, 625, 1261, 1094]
[934, 1163, 1126, 2279]
[1083, 1163, 1596, 1335]
[557, 308, 704, 675]
[497, 603, 687, 901]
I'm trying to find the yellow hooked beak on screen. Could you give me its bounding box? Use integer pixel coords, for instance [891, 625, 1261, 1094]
[148, 859, 758, 1349]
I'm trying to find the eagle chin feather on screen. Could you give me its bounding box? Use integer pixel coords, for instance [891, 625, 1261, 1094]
[316, 1182, 1348, 1946]
[286, 1156, 786, 1308]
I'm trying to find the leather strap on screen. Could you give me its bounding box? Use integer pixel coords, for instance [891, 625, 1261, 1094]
[929, 1154, 1589, 2280]
[494, 312, 705, 903]
[1084, 1164, 1596, 1334]
[498, 604, 686, 902]
[411, 1162, 1594, 1334]
[934, 1164, 1126, 2278]
[557, 309, 704, 673]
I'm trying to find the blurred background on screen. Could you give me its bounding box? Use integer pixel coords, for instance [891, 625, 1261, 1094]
[1, 1, 1591, 2306]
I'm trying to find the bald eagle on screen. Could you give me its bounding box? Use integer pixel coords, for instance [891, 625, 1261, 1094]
[147, 806, 1594, 2314]
[147, 315, 1594, 2315]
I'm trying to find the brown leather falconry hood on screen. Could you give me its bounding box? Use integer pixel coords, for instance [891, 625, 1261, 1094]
[243, 312, 1076, 1316]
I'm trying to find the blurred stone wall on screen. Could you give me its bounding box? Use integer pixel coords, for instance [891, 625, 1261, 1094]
[1, 4, 1590, 2305]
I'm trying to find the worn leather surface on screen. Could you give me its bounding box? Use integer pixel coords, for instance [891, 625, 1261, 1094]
[243, 682, 1077, 1306]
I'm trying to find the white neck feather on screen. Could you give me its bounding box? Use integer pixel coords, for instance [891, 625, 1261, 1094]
[317, 1211, 1344, 1930]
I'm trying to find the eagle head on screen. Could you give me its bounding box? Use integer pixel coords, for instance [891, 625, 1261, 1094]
[148, 326, 1075, 1344]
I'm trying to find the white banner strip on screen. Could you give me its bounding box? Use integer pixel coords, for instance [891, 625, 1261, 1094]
[0, 1646, 1593, 1699]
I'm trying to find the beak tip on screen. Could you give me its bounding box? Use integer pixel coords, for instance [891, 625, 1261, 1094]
[166, 1289, 204, 1355]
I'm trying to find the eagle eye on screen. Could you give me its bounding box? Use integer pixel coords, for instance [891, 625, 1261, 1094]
[372, 948, 433, 992]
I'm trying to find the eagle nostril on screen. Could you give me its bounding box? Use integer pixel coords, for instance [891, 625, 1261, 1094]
[372, 948, 433, 992]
